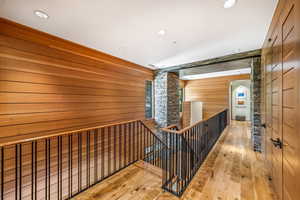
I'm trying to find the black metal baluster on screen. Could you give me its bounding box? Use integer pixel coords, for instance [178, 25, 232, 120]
[68, 135, 72, 198]
[78, 133, 82, 191]
[60, 137, 62, 200]
[113, 126, 117, 172]
[141, 122, 144, 159]
[118, 125, 122, 169]
[48, 140, 51, 200]
[160, 142, 162, 168]
[94, 129, 98, 183]
[172, 133, 175, 193]
[133, 122, 136, 161]
[107, 127, 111, 175]
[184, 131, 188, 187]
[33, 141, 37, 200]
[30, 141, 37, 200]
[153, 134, 155, 166]
[101, 128, 105, 179]
[87, 131, 91, 188]
[193, 127, 195, 170]
[143, 123, 146, 157]
[198, 124, 202, 164]
[146, 127, 149, 156]
[124, 124, 127, 166]
[192, 127, 195, 175]
[183, 131, 187, 189]
[169, 133, 172, 192]
[180, 133, 183, 193]
[57, 137, 60, 200]
[31, 142, 34, 200]
[197, 125, 199, 166]
[128, 123, 131, 163]
[45, 140, 48, 200]
[18, 144, 22, 200]
[189, 130, 191, 186]
[137, 121, 142, 159]
[1, 147, 3, 200]
[15, 144, 18, 200]
[137, 122, 140, 160]
[175, 134, 178, 195]
[45, 139, 51, 200]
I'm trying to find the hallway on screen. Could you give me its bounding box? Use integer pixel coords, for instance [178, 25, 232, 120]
[72, 121, 277, 200]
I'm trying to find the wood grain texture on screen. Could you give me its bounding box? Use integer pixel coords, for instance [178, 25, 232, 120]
[0, 18, 153, 141]
[185, 74, 250, 118]
[261, 0, 300, 199]
[73, 122, 277, 200]
[182, 102, 191, 128]
[0, 120, 157, 200]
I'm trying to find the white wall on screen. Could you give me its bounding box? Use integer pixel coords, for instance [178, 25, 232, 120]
[191, 101, 203, 124]
[231, 80, 251, 121]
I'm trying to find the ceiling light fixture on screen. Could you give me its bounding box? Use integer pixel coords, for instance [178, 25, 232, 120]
[158, 30, 166, 36]
[224, 0, 237, 8]
[34, 10, 49, 19]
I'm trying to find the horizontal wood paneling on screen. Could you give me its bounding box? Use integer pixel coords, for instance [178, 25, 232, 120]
[1, 121, 157, 200]
[0, 17, 153, 141]
[185, 74, 250, 118]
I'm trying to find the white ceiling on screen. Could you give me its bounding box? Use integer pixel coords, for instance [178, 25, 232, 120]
[0, 0, 277, 69]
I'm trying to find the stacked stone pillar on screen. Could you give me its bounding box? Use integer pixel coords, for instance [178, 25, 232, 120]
[251, 57, 262, 152]
[154, 72, 180, 128]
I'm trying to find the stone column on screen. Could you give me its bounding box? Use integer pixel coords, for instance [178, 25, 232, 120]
[154, 72, 180, 128]
[251, 57, 262, 152]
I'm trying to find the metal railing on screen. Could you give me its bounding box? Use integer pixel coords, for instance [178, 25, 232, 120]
[0, 109, 228, 199]
[161, 109, 228, 197]
[0, 120, 167, 200]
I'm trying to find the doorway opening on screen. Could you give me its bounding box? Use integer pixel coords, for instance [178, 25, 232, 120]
[230, 80, 251, 121]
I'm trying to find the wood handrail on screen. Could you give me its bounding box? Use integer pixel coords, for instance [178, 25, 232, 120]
[161, 108, 228, 134]
[0, 119, 141, 147]
[139, 120, 169, 148]
[164, 124, 178, 130]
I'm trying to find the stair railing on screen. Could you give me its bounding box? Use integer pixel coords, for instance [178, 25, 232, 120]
[160, 109, 228, 197]
[0, 119, 167, 200]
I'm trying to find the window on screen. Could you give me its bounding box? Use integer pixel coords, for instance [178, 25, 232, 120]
[145, 80, 153, 118]
[179, 88, 184, 112]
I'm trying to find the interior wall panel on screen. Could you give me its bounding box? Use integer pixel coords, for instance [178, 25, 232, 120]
[184, 74, 250, 118]
[0, 18, 153, 143]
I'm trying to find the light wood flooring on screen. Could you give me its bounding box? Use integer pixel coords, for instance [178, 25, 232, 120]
[72, 121, 277, 200]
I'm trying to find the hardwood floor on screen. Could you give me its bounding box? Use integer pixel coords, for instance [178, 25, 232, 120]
[72, 121, 277, 200]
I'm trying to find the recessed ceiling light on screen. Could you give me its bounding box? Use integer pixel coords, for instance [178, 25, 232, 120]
[224, 0, 237, 8]
[34, 10, 49, 19]
[158, 30, 166, 36]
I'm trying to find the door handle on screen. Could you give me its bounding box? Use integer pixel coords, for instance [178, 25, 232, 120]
[270, 138, 283, 149]
[261, 123, 266, 128]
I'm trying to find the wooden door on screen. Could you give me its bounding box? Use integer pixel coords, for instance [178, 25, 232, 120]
[270, 30, 283, 200]
[281, 2, 300, 199]
[264, 49, 273, 175]
[262, 0, 300, 199]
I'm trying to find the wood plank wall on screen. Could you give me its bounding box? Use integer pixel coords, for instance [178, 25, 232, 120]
[184, 74, 250, 118]
[1, 121, 157, 200]
[0, 18, 153, 143]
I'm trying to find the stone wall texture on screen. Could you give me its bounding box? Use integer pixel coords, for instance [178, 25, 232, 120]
[154, 72, 180, 128]
[251, 57, 262, 152]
